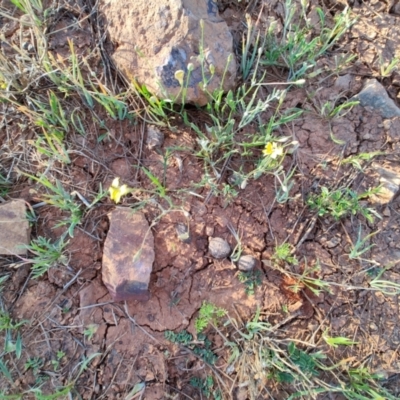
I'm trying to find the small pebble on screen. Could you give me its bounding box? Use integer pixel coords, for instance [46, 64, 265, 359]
[209, 237, 231, 259]
[205, 225, 214, 237]
[146, 125, 164, 149]
[326, 236, 341, 249]
[237, 255, 257, 271]
[176, 223, 191, 244]
[369, 322, 378, 331]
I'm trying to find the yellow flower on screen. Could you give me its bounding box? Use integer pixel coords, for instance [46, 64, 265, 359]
[263, 142, 284, 159]
[109, 177, 131, 204]
[174, 70, 185, 86]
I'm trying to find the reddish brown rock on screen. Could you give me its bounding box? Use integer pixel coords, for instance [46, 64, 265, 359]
[0, 199, 30, 255]
[99, 0, 236, 106]
[102, 209, 154, 301]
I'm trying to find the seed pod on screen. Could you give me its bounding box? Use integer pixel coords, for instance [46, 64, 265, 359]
[238, 255, 257, 271]
[209, 237, 231, 259]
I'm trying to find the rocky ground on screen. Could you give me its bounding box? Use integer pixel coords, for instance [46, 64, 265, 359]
[0, 0, 400, 399]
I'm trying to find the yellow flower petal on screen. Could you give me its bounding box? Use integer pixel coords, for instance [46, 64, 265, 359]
[111, 177, 120, 188]
[119, 184, 130, 196]
[263, 142, 274, 156]
[271, 144, 284, 159]
[109, 177, 131, 204]
[263, 142, 284, 159]
[174, 70, 185, 86]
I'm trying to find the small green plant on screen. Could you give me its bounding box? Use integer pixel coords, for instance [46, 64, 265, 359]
[83, 324, 98, 341]
[272, 243, 298, 265]
[307, 186, 381, 223]
[0, 310, 23, 360]
[190, 376, 222, 399]
[23, 174, 106, 237]
[51, 351, 66, 371]
[141, 167, 168, 200]
[379, 56, 399, 78]
[322, 330, 358, 348]
[277, 342, 322, 383]
[275, 166, 296, 204]
[345, 367, 396, 400]
[341, 151, 383, 171]
[288, 260, 332, 296]
[227, 223, 243, 262]
[0, 310, 25, 331]
[26, 236, 68, 279]
[164, 329, 193, 345]
[22, 175, 83, 237]
[24, 357, 43, 375]
[0, 173, 10, 196]
[164, 330, 218, 365]
[195, 302, 226, 333]
[28, 91, 73, 164]
[349, 226, 378, 260]
[26, 385, 73, 400]
[238, 269, 263, 295]
[368, 266, 400, 296]
[241, 14, 262, 80]
[320, 100, 359, 119]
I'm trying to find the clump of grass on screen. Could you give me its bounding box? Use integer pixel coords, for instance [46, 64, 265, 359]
[170, 306, 397, 399]
[22, 173, 106, 237]
[287, 261, 332, 296]
[306, 186, 381, 223]
[262, 0, 355, 80]
[25, 236, 68, 279]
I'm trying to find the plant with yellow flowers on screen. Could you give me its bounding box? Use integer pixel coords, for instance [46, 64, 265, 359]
[109, 177, 132, 204]
[263, 141, 284, 159]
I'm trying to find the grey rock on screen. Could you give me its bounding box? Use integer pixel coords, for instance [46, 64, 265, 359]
[355, 79, 400, 119]
[392, 3, 400, 15]
[99, 0, 236, 106]
[176, 222, 191, 244]
[334, 74, 352, 91]
[369, 162, 400, 204]
[383, 117, 400, 151]
[102, 209, 154, 301]
[237, 255, 257, 271]
[209, 237, 231, 259]
[146, 125, 165, 150]
[0, 199, 30, 255]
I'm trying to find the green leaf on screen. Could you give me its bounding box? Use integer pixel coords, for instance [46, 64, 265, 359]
[125, 382, 145, 399]
[16, 332, 22, 359]
[0, 358, 12, 382]
[141, 167, 166, 197]
[323, 331, 358, 348]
